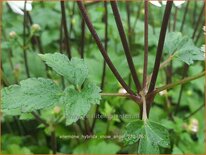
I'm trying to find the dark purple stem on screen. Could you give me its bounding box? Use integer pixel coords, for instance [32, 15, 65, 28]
[148, 1, 173, 93]
[77, 1, 138, 97]
[143, 0, 148, 89]
[60, 1, 72, 59]
[110, 1, 142, 93]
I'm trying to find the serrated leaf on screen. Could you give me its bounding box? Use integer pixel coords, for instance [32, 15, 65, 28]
[39, 53, 88, 87]
[124, 119, 170, 154]
[2, 78, 62, 113]
[164, 32, 204, 65]
[60, 80, 101, 125]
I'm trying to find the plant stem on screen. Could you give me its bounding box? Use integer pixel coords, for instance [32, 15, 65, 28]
[51, 130, 57, 154]
[150, 71, 205, 95]
[101, 1, 108, 91]
[60, 1, 72, 59]
[27, 13, 51, 78]
[101, 93, 130, 97]
[192, 3, 205, 39]
[132, 1, 143, 32]
[173, 7, 178, 31]
[140, 91, 147, 121]
[193, 1, 197, 26]
[101, 92, 141, 104]
[59, 19, 66, 90]
[23, 0, 30, 78]
[110, 1, 142, 93]
[84, 117, 92, 135]
[32, 112, 57, 154]
[77, 1, 137, 96]
[184, 104, 204, 120]
[31, 112, 49, 127]
[180, 1, 190, 32]
[148, 1, 173, 93]
[91, 2, 109, 133]
[195, 21, 204, 44]
[176, 3, 205, 115]
[143, 0, 148, 90]
[80, 18, 85, 59]
[175, 64, 189, 114]
[126, 2, 131, 47]
[69, 2, 76, 39]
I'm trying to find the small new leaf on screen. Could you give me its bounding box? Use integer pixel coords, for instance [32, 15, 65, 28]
[39, 53, 88, 87]
[2, 78, 62, 113]
[124, 119, 170, 154]
[61, 80, 101, 125]
[164, 32, 204, 65]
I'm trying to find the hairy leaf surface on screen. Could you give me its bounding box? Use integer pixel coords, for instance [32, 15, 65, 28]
[164, 32, 204, 65]
[39, 53, 88, 87]
[61, 80, 101, 125]
[2, 78, 62, 112]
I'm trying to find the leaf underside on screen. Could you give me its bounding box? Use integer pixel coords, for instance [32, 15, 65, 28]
[124, 119, 170, 154]
[164, 32, 204, 65]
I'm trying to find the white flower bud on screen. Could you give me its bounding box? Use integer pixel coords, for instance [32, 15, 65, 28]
[31, 24, 41, 32]
[9, 31, 17, 39]
[118, 88, 127, 94]
[159, 90, 167, 96]
[53, 106, 61, 114]
[188, 118, 199, 134]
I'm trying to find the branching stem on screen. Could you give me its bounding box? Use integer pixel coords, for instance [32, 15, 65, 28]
[77, 1, 136, 96]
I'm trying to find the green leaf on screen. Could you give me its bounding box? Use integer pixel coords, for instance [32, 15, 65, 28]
[2, 78, 62, 113]
[39, 53, 88, 87]
[61, 80, 101, 125]
[164, 32, 204, 65]
[73, 140, 120, 154]
[164, 32, 184, 55]
[124, 119, 170, 154]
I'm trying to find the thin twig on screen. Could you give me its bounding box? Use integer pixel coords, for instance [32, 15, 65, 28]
[110, 1, 141, 93]
[23, 0, 30, 78]
[60, 1, 72, 59]
[77, 1, 138, 97]
[31, 112, 49, 127]
[195, 21, 204, 44]
[193, 1, 197, 26]
[173, 7, 178, 31]
[150, 71, 205, 96]
[192, 3, 205, 39]
[27, 13, 51, 78]
[148, 1, 173, 93]
[180, 1, 190, 32]
[132, 1, 143, 32]
[184, 104, 204, 120]
[126, 2, 131, 47]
